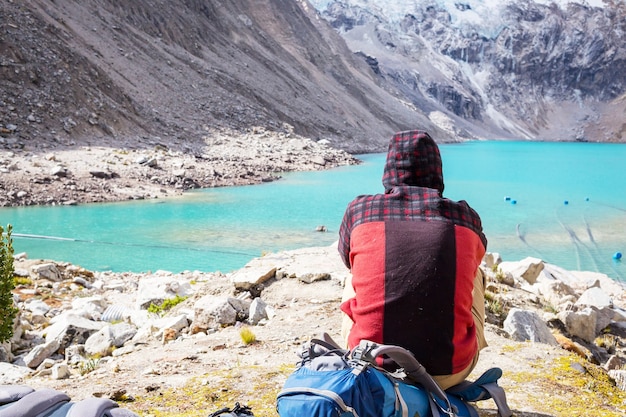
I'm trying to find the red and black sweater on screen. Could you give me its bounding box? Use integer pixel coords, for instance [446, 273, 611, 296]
[338, 130, 487, 376]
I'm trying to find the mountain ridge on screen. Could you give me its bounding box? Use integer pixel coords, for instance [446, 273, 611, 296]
[312, 0, 626, 142]
[1, 0, 624, 162]
[1, 0, 443, 154]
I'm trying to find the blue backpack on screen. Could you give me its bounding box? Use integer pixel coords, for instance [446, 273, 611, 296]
[276, 334, 512, 417]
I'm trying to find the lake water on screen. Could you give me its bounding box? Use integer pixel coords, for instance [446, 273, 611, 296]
[2, 141, 625, 281]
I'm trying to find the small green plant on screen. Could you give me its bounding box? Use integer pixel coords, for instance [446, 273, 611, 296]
[147, 294, 188, 316]
[239, 326, 257, 345]
[485, 293, 505, 318]
[78, 357, 100, 375]
[0, 225, 18, 343]
[543, 303, 559, 314]
[487, 298, 502, 315]
[13, 276, 33, 286]
[595, 334, 617, 353]
[491, 265, 506, 284]
[495, 271, 505, 283]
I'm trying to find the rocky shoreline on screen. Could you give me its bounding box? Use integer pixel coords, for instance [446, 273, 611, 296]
[0, 128, 359, 207]
[2, 245, 626, 416]
[3, 131, 626, 416]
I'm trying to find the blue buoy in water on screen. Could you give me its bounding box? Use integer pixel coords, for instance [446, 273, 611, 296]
[614, 252, 623, 260]
[564, 200, 569, 205]
[511, 200, 517, 205]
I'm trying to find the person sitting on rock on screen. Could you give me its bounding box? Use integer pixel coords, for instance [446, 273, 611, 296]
[338, 129, 488, 389]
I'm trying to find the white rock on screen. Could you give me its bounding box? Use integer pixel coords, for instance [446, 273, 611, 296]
[44, 314, 104, 345]
[0, 362, 31, 384]
[503, 308, 558, 345]
[24, 299, 51, 316]
[23, 340, 60, 369]
[51, 363, 71, 380]
[537, 280, 576, 309]
[249, 298, 268, 325]
[499, 257, 545, 285]
[576, 287, 613, 309]
[193, 295, 237, 330]
[30, 263, 61, 281]
[72, 295, 107, 320]
[135, 275, 194, 309]
[558, 307, 598, 343]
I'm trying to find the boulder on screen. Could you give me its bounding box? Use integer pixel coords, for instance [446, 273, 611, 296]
[135, 275, 194, 310]
[71, 295, 107, 320]
[482, 252, 502, 269]
[30, 263, 62, 282]
[575, 287, 613, 309]
[230, 260, 277, 292]
[298, 272, 331, 284]
[51, 363, 71, 380]
[249, 298, 268, 325]
[537, 280, 577, 309]
[0, 362, 31, 384]
[499, 257, 545, 285]
[558, 307, 598, 343]
[23, 339, 60, 369]
[503, 308, 558, 345]
[193, 295, 237, 331]
[228, 296, 252, 321]
[85, 323, 138, 357]
[44, 314, 104, 348]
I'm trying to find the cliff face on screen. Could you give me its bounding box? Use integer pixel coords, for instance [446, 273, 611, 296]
[312, 0, 626, 142]
[0, 0, 439, 154]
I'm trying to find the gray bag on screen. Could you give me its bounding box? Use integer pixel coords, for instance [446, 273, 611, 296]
[0, 385, 139, 417]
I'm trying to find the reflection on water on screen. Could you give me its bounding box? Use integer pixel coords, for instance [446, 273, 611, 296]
[2, 141, 625, 281]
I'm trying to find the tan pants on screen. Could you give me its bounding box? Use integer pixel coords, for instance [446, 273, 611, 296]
[341, 268, 487, 390]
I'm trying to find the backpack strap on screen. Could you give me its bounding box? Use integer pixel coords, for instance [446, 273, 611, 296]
[446, 368, 512, 417]
[352, 340, 456, 417]
[208, 402, 254, 417]
[320, 332, 344, 350]
[299, 337, 349, 367]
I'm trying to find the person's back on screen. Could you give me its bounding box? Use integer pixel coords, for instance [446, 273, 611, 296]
[338, 130, 487, 389]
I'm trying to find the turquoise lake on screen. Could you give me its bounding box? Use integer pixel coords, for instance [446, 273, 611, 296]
[1, 141, 625, 281]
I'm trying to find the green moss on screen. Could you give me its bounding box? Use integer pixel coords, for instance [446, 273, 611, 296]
[130, 364, 295, 417]
[486, 354, 626, 417]
[147, 295, 188, 316]
[124, 345, 626, 417]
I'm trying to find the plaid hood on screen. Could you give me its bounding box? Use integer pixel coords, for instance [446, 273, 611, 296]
[382, 130, 444, 195]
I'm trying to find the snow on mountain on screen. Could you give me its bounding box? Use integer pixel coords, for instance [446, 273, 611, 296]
[309, 0, 626, 142]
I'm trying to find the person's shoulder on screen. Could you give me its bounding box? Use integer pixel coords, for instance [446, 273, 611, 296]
[454, 199, 480, 213]
[348, 193, 384, 205]
[441, 198, 483, 221]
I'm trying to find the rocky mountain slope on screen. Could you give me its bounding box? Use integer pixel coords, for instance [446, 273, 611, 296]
[0, 0, 445, 155]
[311, 0, 626, 142]
[5, 0, 623, 162]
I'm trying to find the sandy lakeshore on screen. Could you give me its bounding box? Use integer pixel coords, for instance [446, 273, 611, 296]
[0, 130, 359, 207]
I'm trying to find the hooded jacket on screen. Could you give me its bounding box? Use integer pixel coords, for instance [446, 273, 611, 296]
[338, 130, 487, 376]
